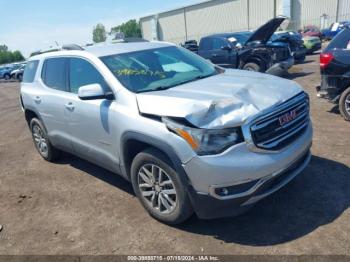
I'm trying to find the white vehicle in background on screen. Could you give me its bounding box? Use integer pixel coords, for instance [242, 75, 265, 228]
[10, 64, 26, 81]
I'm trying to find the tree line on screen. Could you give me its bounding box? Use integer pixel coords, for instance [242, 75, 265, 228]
[92, 19, 142, 43]
[0, 45, 25, 65]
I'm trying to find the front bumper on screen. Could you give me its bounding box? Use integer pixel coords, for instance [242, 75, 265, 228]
[306, 42, 322, 53]
[188, 149, 311, 219]
[266, 56, 294, 75]
[184, 123, 312, 219]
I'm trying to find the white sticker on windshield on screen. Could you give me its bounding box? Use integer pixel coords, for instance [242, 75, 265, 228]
[227, 37, 237, 42]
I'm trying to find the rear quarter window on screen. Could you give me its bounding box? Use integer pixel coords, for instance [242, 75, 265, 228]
[22, 60, 39, 83]
[325, 28, 350, 51]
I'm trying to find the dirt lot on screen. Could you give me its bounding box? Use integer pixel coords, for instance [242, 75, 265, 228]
[0, 53, 349, 255]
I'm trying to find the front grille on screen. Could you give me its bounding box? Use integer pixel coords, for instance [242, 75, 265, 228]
[250, 93, 309, 151]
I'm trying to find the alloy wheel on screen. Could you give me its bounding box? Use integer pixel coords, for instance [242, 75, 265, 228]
[345, 93, 350, 115]
[137, 164, 177, 214]
[32, 124, 48, 157]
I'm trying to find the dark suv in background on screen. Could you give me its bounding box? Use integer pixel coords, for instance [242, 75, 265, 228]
[194, 17, 293, 75]
[270, 31, 307, 63]
[318, 26, 350, 121]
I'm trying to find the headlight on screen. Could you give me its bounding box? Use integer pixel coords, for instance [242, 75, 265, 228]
[162, 117, 244, 155]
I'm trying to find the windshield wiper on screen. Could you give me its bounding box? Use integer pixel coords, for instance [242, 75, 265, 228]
[137, 73, 217, 93]
[137, 86, 173, 93]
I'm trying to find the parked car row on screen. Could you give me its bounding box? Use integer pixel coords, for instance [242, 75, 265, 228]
[0, 62, 26, 81]
[181, 17, 324, 77]
[183, 17, 294, 76]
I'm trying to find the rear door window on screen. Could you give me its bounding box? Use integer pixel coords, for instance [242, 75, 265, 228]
[22, 60, 39, 83]
[41, 58, 68, 91]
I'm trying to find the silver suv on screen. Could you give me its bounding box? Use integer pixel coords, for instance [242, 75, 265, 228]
[20, 41, 312, 224]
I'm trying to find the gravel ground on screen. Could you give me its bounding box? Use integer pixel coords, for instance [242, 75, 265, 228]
[0, 53, 349, 255]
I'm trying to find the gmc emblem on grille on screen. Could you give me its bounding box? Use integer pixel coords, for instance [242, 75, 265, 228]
[279, 109, 298, 126]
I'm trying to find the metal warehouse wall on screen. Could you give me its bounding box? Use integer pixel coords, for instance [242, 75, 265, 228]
[184, 0, 248, 42]
[140, 0, 350, 43]
[291, 0, 337, 29]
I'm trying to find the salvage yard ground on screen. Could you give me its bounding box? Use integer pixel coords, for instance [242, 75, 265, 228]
[0, 53, 349, 255]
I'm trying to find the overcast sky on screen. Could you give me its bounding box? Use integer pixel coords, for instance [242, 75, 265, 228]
[0, 0, 198, 57]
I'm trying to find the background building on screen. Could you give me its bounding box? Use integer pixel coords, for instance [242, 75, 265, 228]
[140, 0, 350, 44]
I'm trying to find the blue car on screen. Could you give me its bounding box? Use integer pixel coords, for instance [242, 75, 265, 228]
[322, 21, 350, 40]
[0, 66, 13, 80]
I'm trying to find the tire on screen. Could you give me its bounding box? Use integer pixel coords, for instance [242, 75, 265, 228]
[29, 118, 61, 161]
[339, 87, 350, 121]
[243, 62, 261, 72]
[4, 74, 10, 80]
[18, 74, 23, 82]
[130, 148, 193, 224]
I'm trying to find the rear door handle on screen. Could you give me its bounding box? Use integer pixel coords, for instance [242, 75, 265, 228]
[212, 54, 218, 57]
[34, 96, 41, 103]
[65, 102, 75, 111]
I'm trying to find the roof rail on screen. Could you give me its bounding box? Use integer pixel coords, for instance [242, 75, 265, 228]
[61, 44, 84, 50]
[30, 44, 84, 57]
[112, 37, 149, 43]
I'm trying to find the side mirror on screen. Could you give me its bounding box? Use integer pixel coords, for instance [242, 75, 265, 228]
[78, 84, 114, 100]
[221, 45, 232, 51]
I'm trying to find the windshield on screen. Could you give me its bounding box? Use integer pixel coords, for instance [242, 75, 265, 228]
[101, 46, 218, 93]
[230, 32, 252, 45]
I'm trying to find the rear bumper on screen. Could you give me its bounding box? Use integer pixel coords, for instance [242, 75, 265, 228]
[188, 149, 311, 219]
[266, 56, 294, 75]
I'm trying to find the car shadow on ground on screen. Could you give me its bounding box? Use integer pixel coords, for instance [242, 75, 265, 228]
[286, 71, 314, 80]
[328, 104, 340, 115]
[56, 153, 349, 246]
[176, 155, 350, 246]
[57, 153, 135, 195]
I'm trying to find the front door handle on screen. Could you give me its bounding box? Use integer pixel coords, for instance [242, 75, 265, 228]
[65, 102, 75, 111]
[34, 96, 41, 103]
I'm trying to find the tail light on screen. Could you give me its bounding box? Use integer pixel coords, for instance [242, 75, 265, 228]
[320, 53, 334, 69]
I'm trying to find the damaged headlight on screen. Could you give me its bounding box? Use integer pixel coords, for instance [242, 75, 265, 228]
[163, 117, 244, 155]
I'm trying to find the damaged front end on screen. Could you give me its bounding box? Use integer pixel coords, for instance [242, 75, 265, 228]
[136, 70, 304, 154]
[162, 117, 244, 155]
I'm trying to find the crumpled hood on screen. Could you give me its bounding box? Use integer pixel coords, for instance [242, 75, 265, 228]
[136, 69, 303, 128]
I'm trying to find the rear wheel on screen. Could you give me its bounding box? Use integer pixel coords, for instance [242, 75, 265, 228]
[18, 73, 23, 81]
[339, 87, 350, 121]
[4, 74, 10, 80]
[131, 148, 193, 224]
[29, 118, 61, 161]
[243, 62, 261, 72]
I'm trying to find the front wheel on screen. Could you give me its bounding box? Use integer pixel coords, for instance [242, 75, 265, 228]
[131, 148, 193, 224]
[243, 62, 261, 72]
[339, 87, 350, 121]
